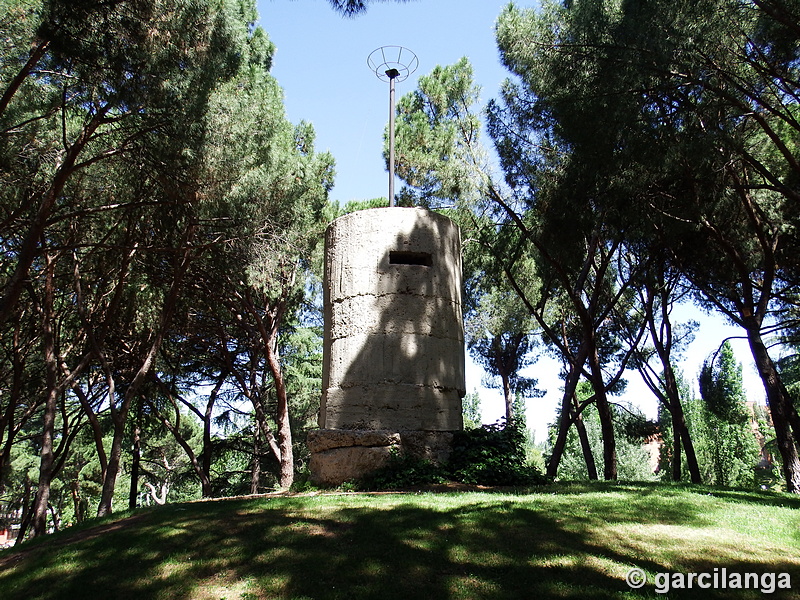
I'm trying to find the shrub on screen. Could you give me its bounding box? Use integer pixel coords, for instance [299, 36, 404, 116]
[360, 422, 550, 490]
[361, 450, 446, 490]
[447, 422, 548, 486]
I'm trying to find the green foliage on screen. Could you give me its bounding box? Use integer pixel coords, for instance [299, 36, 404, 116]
[465, 287, 543, 412]
[699, 342, 749, 425]
[325, 0, 406, 17]
[362, 422, 549, 490]
[489, 0, 800, 486]
[461, 389, 482, 430]
[0, 0, 340, 533]
[338, 197, 390, 214]
[659, 356, 765, 490]
[447, 422, 549, 486]
[134, 404, 205, 506]
[681, 396, 762, 489]
[362, 451, 446, 490]
[696, 342, 761, 487]
[208, 437, 257, 498]
[551, 384, 658, 482]
[393, 57, 486, 208]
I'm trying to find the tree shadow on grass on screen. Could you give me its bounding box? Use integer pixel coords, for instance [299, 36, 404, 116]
[531, 481, 800, 508]
[1, 493, 799, 600]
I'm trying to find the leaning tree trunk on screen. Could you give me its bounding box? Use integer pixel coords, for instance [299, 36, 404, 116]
[661, 361, 702, 483]
[673, 400, 701, 483]
[643, 282, 703, 484]
[97, 228, 193, 516]
[200, 380, 223, 497]
[31, 370, 58, 537]
[244, 287, 295, 490]
[266, 338, 294, 489]
[15, 474, 34, 545]
[128, 404, 142, 510]
[745, 322, 800, 493]
[546, 341, 590, 478]
[251, 425, 262, 495]
[572, 402, 598, 480]
[0, 109, 107, 327]
[97, 410, 127, 517]
[31, 252, 59, 537]
[588, 343, 617, 480]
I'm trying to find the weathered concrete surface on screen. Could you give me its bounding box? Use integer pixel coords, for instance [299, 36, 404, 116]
[307, 429, 401, 453]
[308, 429, 400, 486]
[319, 207, 465, 432]
[310, 208, 466, 486]
[307, 429, 455, 486]
[309, 445, 396, 487]
[400, 431, 455, 464]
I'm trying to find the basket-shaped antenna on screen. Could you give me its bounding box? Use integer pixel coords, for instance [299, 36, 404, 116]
[367, 45, 419, 83]
[368, 46, 418, 206]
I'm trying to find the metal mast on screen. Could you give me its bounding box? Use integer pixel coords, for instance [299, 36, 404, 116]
[367, 46, 418, 207]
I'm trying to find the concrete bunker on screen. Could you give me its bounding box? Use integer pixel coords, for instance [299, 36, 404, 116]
[308, 207, 466, 485]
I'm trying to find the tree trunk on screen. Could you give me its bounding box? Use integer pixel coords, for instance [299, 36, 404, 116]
[242, 287, 295, 490]
[31, 252, 59, 537]
[150, 394, 213, 500]
[202, 410, 214, 497]
[572, 403, 598, 480]
[251, 424, 261, 495]
[252, 396, 282, 464]
[15, 474, 33, 545]
[145, 482, 168, 505]
[643, 281, 702, 484]
[745, 322, 800, 492]
[155, 374, 219, 498]
[678, 422, 701, 483]
[70, 383, 108, 481]
[0, 39, 49, 118]
[588, 343, 617, 480]
[48, 504, 60, 532]
[128, 407, 141, 510]
[0, 109, 107, 326]
[671, 422, 682, 481]
[266, 338, 294, 489]
[71, 479, 84, 523]
[96, 225, 194, 516]
[97, 414, 126, 517]
[661, 363, 702, 483]
[500, 366, 514, 424]
[200, 382, 222, 497]
[0, 321, 29, 481]
[546, 341, 590, 478]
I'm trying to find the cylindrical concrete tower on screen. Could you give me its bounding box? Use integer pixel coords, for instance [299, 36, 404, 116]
[319, 207, 465, 431]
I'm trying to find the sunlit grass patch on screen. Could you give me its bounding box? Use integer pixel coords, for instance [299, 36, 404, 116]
[1, 483, 799, 599]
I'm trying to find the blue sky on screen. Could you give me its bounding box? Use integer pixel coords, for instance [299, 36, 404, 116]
[257, 0, 519, 203]
[254, 0, 765, 438]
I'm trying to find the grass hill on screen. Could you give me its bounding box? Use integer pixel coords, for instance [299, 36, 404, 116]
[1, 482, 800, 599]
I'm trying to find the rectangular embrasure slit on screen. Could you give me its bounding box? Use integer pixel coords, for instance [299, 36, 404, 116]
[389, 251, 432, 266]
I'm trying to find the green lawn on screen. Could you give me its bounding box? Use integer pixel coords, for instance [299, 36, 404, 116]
[2, 482, 800, 599]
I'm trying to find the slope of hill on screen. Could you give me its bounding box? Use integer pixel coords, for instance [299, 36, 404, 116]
[1, 482, 799, 599]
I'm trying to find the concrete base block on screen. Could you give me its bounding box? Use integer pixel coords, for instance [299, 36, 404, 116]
[309, 445, 397, 487]
[307, 429, 401, 453]
[400, 430, 454, 464]
[308, 428, 456, 487]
